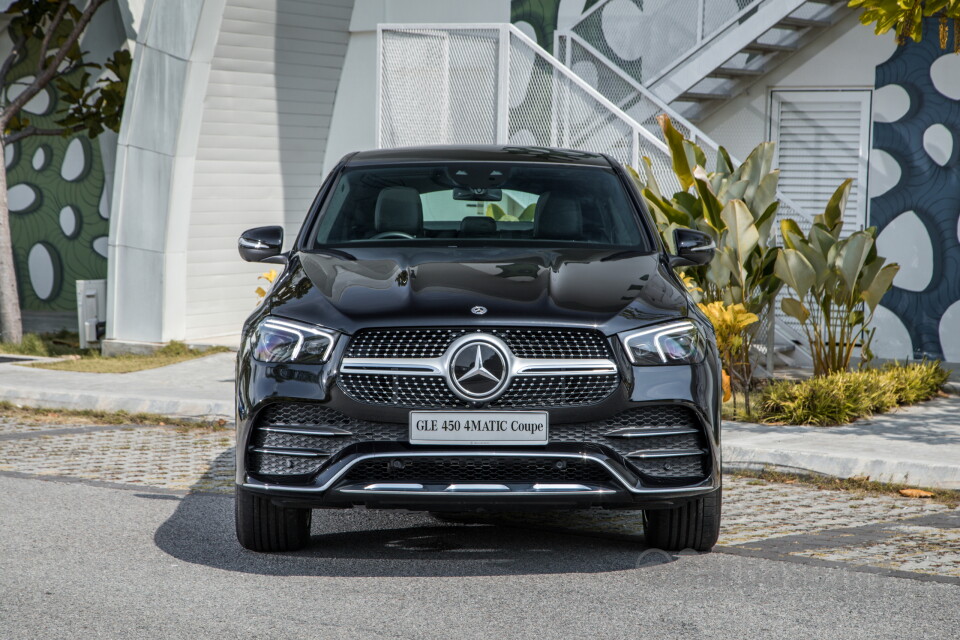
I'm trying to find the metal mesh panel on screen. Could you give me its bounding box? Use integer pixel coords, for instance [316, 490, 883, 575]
[566, 0, 764, 85]
[380, 28, 501, 147]
[509, 32, 634, 165]
[571, 0, 700, 85]
[702, 0, 763, 39]
[562, 36, 691, 145]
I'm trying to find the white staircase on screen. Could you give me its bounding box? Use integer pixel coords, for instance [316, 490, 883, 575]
[557, 0, 849, 122]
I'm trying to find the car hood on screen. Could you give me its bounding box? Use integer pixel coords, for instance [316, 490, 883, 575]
[264, 247, 690, 335]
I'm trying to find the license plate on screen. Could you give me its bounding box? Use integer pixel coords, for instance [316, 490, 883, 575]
[410, 411, 548, 445]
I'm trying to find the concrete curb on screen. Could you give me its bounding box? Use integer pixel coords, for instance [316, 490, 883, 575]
[0, 386, 232, 422]
[721, 444, 960, 490]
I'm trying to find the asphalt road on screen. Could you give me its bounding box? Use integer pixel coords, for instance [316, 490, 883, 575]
[2, 475, 959, 640]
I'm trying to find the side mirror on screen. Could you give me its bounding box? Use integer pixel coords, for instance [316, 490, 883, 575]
[669, 228, 715, 267]
[238, 226, 285, 263]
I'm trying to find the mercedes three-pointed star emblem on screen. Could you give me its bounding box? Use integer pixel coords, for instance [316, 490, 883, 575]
[448, 340, 507, 401]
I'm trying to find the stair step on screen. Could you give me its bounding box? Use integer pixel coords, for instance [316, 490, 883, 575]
[743, 40, 798, 53]
[709, 66, 765, 78]
[776, 16, 831, 29]
[679, 91, 731, 102]
[775, 342, 796, 355]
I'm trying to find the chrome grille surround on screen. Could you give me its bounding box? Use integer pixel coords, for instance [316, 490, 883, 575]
[339, 328, 619, 408]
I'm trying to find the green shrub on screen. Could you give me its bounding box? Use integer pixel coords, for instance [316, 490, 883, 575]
[880, 361, 951, 405]
[754, 362, 950, 426]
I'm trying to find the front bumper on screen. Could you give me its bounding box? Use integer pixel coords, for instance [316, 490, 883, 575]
[235, 330, 723, 512]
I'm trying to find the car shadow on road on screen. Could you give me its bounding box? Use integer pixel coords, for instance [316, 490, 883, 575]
[154, 448, 661, 578]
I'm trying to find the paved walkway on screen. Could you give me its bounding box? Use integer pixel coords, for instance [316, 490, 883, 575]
[1, 353, 958, 488]
[0, 352, 235, 420]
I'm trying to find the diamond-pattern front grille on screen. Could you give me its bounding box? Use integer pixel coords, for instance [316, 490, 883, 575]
[630, 455, 706, 480]
[340, 456, 614, 485]
[346, 328, 466, 358]
[493, 328, 610, 359]
[339, 374, 467, 408]
[494, 375, 619, 408]
[583, 405, 700, 430]
[345, 327, 611, 359]
[249, 452, 329, 477]
[338, 373, 618, 408]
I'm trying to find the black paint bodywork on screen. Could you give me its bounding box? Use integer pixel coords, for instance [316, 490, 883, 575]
[235, 146, 722, 510]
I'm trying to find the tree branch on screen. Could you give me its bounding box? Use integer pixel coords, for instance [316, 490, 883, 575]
[0, 32, 28, 91]
[4, 123, 85, 145]
[1, 0, 108, 127]
[38, 0, 72, 74]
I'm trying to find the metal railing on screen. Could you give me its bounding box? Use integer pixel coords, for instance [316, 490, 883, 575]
[561, 0, 823, 86]
[560, 0, 769, 86]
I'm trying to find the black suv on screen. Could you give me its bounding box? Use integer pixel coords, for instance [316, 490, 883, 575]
[235, 146, 722, 553]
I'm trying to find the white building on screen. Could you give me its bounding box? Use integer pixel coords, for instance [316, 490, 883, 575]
[5, 0, 957, 364]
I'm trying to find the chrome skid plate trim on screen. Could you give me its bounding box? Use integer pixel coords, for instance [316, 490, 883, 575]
[337, 482, 617, 497]
[243, 450, 716, 496]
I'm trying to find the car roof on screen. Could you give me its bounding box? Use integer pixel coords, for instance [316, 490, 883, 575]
[344, 145, 614, 168]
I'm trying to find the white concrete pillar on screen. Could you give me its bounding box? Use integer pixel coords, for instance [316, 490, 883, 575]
[106, 0, 227, 348]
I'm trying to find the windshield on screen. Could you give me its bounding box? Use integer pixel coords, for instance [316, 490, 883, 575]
[311, 162, 650, 250]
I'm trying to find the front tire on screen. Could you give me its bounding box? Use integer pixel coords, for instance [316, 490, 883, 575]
[235, 486, 312, 552]
[643, 487, 721, 552]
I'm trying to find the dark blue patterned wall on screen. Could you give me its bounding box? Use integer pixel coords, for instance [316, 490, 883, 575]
[871, 18, 960, 360]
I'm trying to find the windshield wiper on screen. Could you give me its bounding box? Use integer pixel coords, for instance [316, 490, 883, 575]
[601, 249, 649, 262]
[306, 247, 356, 260]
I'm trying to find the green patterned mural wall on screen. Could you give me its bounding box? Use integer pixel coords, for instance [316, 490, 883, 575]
[4, 41, 110, 312]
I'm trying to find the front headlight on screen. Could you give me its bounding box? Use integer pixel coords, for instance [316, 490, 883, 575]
[252, 317, 337, 363]
[619, 320, 706, 365]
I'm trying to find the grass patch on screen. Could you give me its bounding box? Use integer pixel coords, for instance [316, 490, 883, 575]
[0, 400, 230, 431]
[751, 361, 950, 426]
[730, 467, 960, 508]
[0, 331, 93, 358]
[24, 341, 230, 374]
